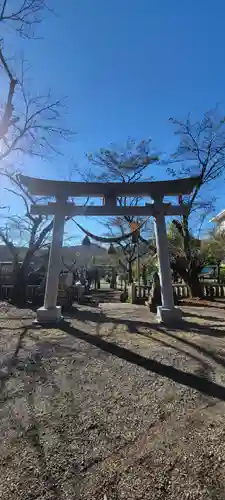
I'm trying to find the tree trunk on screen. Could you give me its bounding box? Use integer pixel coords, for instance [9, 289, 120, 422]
[11, 249, 34, 306]
[187, 271, 203, 298]
[11, 266, 28, 306]
[217, 262, 221, 284]
[171, 259, 203, 299]
[128, 260, 133, 284]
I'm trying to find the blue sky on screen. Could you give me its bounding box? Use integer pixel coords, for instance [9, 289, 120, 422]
[2, 0, 225, 243]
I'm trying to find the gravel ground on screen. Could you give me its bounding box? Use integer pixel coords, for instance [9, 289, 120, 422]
[1, 300, 225, 499]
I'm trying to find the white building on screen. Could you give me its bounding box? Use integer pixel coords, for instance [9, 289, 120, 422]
[210, 210, 225, 232]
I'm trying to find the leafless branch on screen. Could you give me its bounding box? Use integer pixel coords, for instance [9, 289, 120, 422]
[0, 82, 74, 162]
[167, 109, 225, 290]
[0, 1, 51, 38]
[0, 1, 73, 165]
[169, 108, 225, 209]
[0, 168, 55, 269]
[0, 46, 18, 141]
[61, 256, 77, 272]
[82, 139, 158, 275]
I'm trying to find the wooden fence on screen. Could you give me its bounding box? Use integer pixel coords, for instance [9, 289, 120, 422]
[0, 284, 38, 301]
[173, 283, 225, 299]
[134, 285, 152, 301]
[132, 283, 225, 304]
[2, 282, 225, 305]
[0, 284, 80, 302]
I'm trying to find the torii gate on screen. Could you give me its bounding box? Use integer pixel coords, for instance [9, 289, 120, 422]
[20, 174, 200, 324]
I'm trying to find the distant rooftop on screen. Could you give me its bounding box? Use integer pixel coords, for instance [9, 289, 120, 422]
[210, 209, 225, 223]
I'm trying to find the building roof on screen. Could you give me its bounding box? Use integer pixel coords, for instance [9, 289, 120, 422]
[210, 209, 225, 223]
[0, 244, 107, 268]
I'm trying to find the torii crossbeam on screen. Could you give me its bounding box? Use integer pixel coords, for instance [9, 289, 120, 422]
[20, 174, 200, 325]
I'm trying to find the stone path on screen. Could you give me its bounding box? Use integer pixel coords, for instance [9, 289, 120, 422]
[89, 286, 122, 304]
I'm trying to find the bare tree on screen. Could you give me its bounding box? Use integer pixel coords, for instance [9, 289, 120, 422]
[0, 171, 55, 305]
[103, 216, 154, 283]
[87, 138, 158, 282]
[168, 109, 225, 296]
[0, 0, 73, 168]
[0, 1, 74, 304]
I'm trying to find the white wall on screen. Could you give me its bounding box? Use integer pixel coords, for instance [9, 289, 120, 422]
[217, 220, 225, 232]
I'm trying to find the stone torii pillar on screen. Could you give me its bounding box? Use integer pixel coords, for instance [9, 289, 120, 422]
[153, 197, 182, 323]
[36, 197, 66, 324]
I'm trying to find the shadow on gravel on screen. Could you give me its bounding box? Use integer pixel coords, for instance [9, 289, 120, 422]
[182, 311, 225, 322]
[59, 320, 225, 402]
[163, 331, 225, 367]
[66, 306, 225, 338]
[137, 329, 225, 377]
[0, 326, 29, 394]
[168, 320, 225, 338]
[179, 300, 225, 309]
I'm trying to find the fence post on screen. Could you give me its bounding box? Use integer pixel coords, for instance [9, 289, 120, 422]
[128, 283, 136, 304]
